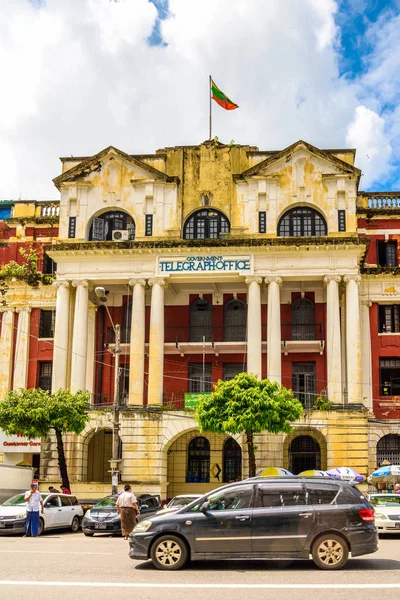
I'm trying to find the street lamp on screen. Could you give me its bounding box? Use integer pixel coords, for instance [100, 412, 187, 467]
[95, 286, 121, 495]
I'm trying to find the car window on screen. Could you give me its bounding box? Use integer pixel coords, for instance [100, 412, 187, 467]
[60, 496, 71, 507]
[335, 486, 360, 505]
[45, 496, 61, 508]
[370, 495, 400, 507]
[2, 494, 26, 506]
[306, 483, 339, 505]
[94, 496, 117, 508]
[255, 484, 307, 508]
[70, 496, 79, 506]
[207, 485, 253, 511]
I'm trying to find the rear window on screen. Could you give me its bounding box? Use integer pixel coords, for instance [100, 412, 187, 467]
[335, 486, 361, 505]
[256, 484, 307, 508]
[306, 483, 340, 505]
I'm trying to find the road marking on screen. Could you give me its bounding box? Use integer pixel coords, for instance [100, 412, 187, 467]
[1, 582, 400, 589]
[0, 551, 113, 556]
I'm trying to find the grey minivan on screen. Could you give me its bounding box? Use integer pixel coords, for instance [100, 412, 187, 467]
[129, 477, 378, 570]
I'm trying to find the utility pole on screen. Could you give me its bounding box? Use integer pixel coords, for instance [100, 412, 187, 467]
[111, 323, 121, 495]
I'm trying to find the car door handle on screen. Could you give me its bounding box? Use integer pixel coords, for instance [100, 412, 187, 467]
[235, 515, 250, 521]
[299, 512, 312, 517]
[58, 509, 62, 512]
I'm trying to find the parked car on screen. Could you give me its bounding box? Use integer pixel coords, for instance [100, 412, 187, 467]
[155, 495, 202, 516]
[368, 493, 400, 533]
[0, 492, 83, 535]
[129, 477, 378, 571]
[82, 493, 161, 536]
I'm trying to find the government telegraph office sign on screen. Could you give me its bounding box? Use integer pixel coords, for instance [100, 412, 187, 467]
[158, 255, 252, 275]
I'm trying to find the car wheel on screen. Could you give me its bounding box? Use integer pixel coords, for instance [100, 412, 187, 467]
[83, 531, 94, 537]
[312, 534, 349, 570]
[150, 535, 188, 571]
[71, 516, 80, 533]
[38, 518, 45, 536]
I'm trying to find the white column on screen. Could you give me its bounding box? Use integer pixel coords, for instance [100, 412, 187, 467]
[0, 308, 15, 398]
[129, 278, 147, 405]
[266, 276, 282, 384]
[85, 305, 97, 395]
[245, 276, 263, 378]
[147, 278, 166, 405]
[70, 280, 89, 393]
[13, 307, 31, 390]
[361, 299, 373, 410]
[52, 281, 70, 392]
[344, 275, 362, 404]
[324, 275, 342, 403]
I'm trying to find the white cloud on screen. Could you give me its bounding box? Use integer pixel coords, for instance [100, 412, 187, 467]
[0, 0, 398, 198]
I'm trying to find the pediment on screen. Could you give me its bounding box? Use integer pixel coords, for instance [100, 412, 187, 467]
[53, 145, 172, 190]
[237, 140, 361, 181]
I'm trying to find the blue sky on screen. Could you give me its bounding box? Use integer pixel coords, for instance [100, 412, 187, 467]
[2, 0, 400, 198]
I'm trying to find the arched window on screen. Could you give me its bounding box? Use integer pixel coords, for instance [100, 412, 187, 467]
[289, 435, 321, 474]
[223, 438, 242, 482]
[89, 210, 135, 241]
[224, 299, 246, 341]
[183, 209, 230, 240]
[190, 298, 212, 342]
[278, 207, 327, 237]
[187, 436, 210, 483]
[292, 298, 315, 340]
[377, 434, 400, 467]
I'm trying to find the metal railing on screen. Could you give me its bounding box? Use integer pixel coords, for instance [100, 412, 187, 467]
[363, 192, 400, 209]
[281, 323, 323, 341]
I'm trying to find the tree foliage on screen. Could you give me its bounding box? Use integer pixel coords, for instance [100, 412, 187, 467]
[194, 372, 303, 477]
[0, 388, 90, 489]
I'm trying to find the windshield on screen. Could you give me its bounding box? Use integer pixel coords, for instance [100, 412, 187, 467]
[370, 495, 400, 507]
[168, 497, 199, 508]
[94, 496, 117, 508]
[2, 492, 49, 506]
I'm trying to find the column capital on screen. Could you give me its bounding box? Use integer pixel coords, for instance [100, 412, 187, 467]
[324, 275, 342, 284]
[245, 276, 263, 285]
[53, 280, 70, 289]
[129, 278, 147, 288]
[15, 306, 31, 314]
[148, 277, 167, 288]
[0, 306, 15, 313]
[343, 274, 361, 285]
[72, 279, 90, 289]
[265, 276, 282, 286]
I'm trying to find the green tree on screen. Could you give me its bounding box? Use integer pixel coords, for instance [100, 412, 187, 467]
[0, 388, 90, 490]
[194, 372, 303, 477]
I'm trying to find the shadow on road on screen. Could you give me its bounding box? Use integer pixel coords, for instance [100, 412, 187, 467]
[135, 557, 400, 572]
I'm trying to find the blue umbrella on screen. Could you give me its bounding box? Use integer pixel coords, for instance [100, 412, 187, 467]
[326, 467, 364, 482]
[367, 465, 400, 485]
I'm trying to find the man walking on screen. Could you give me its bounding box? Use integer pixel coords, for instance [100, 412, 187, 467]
[24, 481, 44, 537]
[116, 484, 140, 539]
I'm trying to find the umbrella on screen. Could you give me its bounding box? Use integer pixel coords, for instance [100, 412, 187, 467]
[256, 467, 293, 477]
[298, 469, 328, 477]
[326, 467, 364, 482]
[367, 465, 400, 485]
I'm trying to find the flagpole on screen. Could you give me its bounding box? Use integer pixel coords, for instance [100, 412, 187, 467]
[209, 75, 212, 140]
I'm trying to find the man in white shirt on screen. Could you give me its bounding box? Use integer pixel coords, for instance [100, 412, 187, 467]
[116, 484, 140, 539]
[24, 482, 44, 537]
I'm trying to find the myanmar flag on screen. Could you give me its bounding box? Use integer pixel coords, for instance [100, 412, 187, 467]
[211, 80, 238, 111]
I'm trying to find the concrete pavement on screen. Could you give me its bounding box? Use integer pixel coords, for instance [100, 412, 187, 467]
[0, 532, 400, 600]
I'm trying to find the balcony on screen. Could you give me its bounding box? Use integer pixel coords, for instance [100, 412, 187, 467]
[358, 192, 400, 211]
[106, 323, 324, 356]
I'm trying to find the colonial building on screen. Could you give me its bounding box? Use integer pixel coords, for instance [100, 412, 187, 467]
[0, 139, 399, 498]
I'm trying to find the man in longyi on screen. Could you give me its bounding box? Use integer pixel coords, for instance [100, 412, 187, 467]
[116, 484, 140, 539]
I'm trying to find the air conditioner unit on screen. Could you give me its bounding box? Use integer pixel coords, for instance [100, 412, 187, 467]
[112, 229, 129, 241]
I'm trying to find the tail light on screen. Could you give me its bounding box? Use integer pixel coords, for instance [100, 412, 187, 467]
[358, 508, 375, 523]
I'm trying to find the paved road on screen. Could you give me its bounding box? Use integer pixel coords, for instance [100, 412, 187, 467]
[0, 531, 400, 600]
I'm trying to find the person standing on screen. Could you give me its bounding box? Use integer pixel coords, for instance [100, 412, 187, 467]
[395, 483, 400, 495]
[24, 481, 44, 537]
[116, 484, 140, 540]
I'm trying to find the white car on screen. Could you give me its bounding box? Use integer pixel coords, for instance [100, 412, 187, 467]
[155, 494, 202, 515]
[0, 492, 83, 535]
[369, 493, 400, 533]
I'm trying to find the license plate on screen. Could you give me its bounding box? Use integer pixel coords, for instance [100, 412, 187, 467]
[0, 522, 5, 528]
[94, 523, 107, 529]
[395, 523, 400, 530]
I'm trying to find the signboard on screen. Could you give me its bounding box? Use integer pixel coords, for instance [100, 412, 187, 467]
[184, 392, 212, 409]
[0, 431, 41, 453]
[159, 255, 251, 275]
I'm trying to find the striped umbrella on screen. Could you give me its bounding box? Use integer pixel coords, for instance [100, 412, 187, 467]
[367, 465, 400, 485]
[326, 467, 364, 482]
[256, 467, 293, 477]
[298, 470, 328, 477]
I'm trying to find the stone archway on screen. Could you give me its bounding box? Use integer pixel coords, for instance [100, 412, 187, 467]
[283, 428, 327, 473]
[83, 428, 122, 483]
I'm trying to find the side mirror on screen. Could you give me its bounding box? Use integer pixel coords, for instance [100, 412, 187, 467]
[201, 501, 210, 515]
